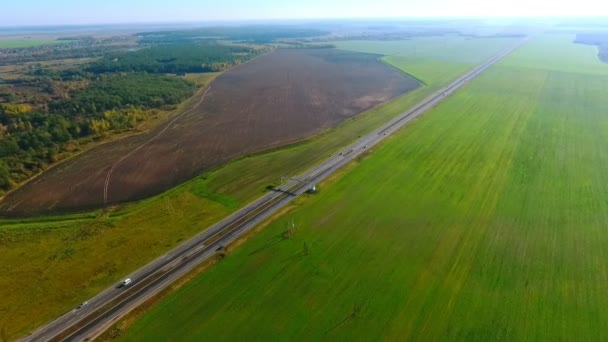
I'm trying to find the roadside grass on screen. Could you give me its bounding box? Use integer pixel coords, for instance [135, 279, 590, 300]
[0, 39, 68, 49]
[117, 35, 608, 340]
[0, 37, 516, 340]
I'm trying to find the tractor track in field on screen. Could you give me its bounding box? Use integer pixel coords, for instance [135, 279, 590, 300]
[103, 86, 213, 206]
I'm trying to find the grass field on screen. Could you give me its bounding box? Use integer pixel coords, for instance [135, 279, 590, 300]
[117, 34, 608, 340]
[0, 36, 517, 340]
[0, 39, 67, 48]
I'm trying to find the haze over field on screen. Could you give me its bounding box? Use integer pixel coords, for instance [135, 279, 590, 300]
[1, 0, 608, 27]
[3, 0, 608, 341]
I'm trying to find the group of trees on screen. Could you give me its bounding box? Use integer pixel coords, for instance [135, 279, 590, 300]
[0, 43, 132, 67]
[87, 43, 262, 74]
[0, 110, 78, 190]
[49, 73, 195, 115]
[89, 108, 150, 135]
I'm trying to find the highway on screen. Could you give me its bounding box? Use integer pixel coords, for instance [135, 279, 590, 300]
[21, 38, 526, 342]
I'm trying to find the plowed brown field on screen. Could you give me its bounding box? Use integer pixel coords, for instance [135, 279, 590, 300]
[0, 48, 420, 216]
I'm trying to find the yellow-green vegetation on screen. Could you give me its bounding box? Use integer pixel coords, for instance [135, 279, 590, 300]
[0, 36, 516, 340]
[0, 39, 67, 49]
[182, 72, 221, 87]
[0, 104, 32, 115]
[88, 108, 151, 135]
[118, 35, 608, 340]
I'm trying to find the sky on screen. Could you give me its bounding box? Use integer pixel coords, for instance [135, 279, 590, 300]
[1, 0, 608, 27]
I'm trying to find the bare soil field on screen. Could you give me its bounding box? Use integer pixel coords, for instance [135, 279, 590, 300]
[0, 48, 420, 216]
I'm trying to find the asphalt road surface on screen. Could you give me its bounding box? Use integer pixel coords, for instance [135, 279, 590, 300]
[21, 38, 526, 342]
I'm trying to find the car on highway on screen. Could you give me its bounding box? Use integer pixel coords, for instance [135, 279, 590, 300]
[121, 278, 132, 287]
[76, 301, 88, 309]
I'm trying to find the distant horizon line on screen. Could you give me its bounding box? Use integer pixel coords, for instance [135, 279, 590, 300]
[1, 15, 608, 30]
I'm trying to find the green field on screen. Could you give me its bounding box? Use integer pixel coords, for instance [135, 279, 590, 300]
[336, 36, 516, 64]
[0, 36, 516, 340]
[117, 34, 608, 340]
[0, 39, 67, 48]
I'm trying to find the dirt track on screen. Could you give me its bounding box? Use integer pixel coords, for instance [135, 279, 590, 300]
[0, 49, 420, 216]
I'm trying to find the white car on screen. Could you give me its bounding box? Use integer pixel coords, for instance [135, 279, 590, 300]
[77, 301, 88, 309]
[121, 278, 132, 287]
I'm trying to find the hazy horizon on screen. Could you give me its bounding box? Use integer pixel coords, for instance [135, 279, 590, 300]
[2, 0, 608, 28]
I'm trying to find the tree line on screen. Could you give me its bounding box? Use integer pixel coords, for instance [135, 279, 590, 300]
[87, 43, 264, 74]
[137, 26, 327, 44]
[49, 73, 195, 116]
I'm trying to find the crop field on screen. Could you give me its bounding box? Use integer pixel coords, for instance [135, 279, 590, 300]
[116, 35, 608, 340]
[0, 48, 420, 215]
[0, 36, 516, 340]
[0, 39, 67, 48]
[336, 36, 517, 64]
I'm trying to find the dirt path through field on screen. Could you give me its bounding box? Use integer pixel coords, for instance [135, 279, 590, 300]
[102, 86, 213, 206]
